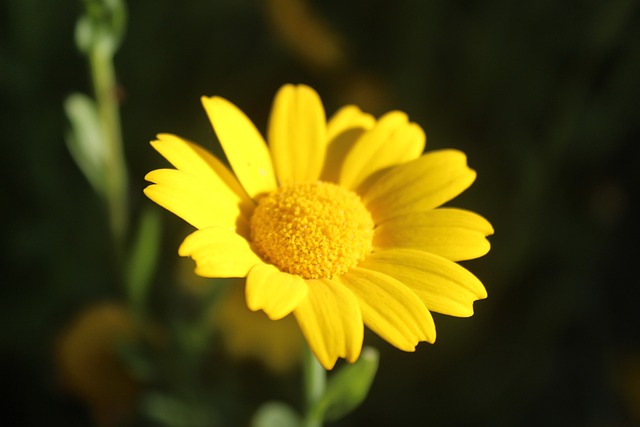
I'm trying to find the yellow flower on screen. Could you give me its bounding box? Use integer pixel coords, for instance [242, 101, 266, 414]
[213, 284, 303, 374]
[145, 84, 493, 369]
[56, 302, 139, 426]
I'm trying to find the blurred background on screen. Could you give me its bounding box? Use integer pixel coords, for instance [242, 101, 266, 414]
[2, 0, 639, 426]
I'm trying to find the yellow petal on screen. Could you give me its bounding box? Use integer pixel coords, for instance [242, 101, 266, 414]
[339, 111, 426, 192]
[339, 268, 435, 351]
[150, 134, 249, 202]
[363, 149, 476, 222]
[178, 227, 264, 278]
[246, 264, 308, 320]
[325, 105, 375, 143]
[374, 208, 493, 261]
[149, 134, 253, 217]
[359, 248, 487, 317]
[293, 278, 363, 369]
[320, 105, 375, 183]
[268, 84, 327, 184]
[201, 96, 277, 198]
[144, 169, 249, 235]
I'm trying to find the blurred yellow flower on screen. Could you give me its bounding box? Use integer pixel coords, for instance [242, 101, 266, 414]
[265, 0, 346, 71]
[617, 351, 640, 423]
[145, 84, 493, 369]
[175, 258, 302, 372]
[213, 284, 302, 374]
[56, 302, 138, 426]
[175, 255, 214, 296]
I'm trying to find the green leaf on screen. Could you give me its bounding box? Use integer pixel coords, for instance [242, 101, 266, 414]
[251, 401, 302, 427]
[64, 93, 106, 196]
[311, 346, 379, 422]
[74, 16, 94, 53]
[125, 207, 162, 317]
[142, 392, 218, 427]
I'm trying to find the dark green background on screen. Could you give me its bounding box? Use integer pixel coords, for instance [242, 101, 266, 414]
[2, 0, 639, 426]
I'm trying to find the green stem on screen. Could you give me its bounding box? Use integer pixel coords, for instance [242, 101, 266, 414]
[303, 344, 326, 427]
[89, 40, 128, 262]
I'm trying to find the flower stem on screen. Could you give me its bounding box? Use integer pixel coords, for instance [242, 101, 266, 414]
[89, 41, 128, 262]
[303, 344, 326, 427]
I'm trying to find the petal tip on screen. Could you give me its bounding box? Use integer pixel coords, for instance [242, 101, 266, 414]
[143, 171, 156, 183]
[318, 355, 338, 370]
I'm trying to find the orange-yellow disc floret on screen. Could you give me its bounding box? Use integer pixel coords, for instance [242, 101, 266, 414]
[250, 181, 374, 279]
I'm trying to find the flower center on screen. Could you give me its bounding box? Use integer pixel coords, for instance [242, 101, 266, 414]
[250, 181, 374, 279]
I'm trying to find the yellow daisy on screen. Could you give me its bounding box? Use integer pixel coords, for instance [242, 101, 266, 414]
[144, 84, 493, 370]
[56, 302, 139, 424]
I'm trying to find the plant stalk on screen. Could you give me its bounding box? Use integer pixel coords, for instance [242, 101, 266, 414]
[303, 344, 326, 427]
[89, 40, 128, 261]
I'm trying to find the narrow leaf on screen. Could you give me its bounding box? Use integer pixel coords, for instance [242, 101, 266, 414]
[311, 346, 379, 422]
[64, 93, 106, 196]
[125, 207, 162, 317]
[251, 401, 301, 427]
